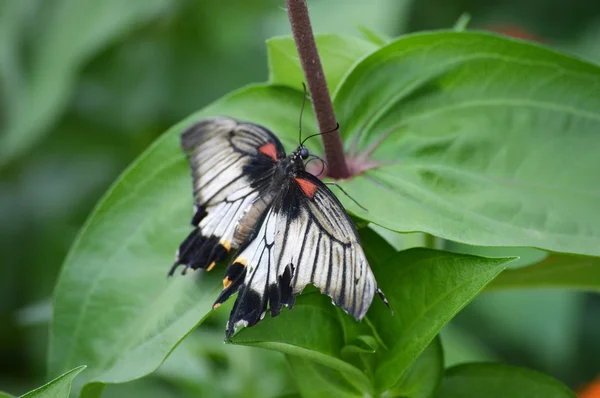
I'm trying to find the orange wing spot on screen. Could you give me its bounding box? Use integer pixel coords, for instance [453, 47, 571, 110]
[207, 262, 216, 271]
[223, 276, 232, 289]
[295, 177, 318, 199]
[258, 142, 278, 160]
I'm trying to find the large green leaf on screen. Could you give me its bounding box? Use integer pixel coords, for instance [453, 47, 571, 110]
[20, 366, 86, 398]
[267, 34, 377, 94]
[332, 31, 600, 256]
[49, 85, 315, 396]
[366, 246, 513, 392]
[486, 254, 600, 292]
[436, 363, 576, 398]
[0, 0, 173, 166]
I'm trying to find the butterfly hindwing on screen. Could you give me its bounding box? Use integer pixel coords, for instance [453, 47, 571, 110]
[215, 171, 382, 339]
[170, 117, 286, 275]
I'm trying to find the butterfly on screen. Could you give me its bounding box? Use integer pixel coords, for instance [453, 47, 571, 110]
[169, 117, 387, 339]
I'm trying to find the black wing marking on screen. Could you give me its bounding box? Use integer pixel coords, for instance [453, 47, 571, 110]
[170, 117, 286, 275]
[214, 172, 386, 339]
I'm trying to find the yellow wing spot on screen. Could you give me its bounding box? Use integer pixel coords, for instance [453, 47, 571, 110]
[236, 257, 248, 267]
[213, 303, 221, 310]
[220, 240, 231, 252]
[223, 276, 232, 289]
[207, 262, 216, 271]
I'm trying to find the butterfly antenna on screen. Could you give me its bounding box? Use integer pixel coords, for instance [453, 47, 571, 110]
[325, 182, 368, 212]
[301, 122, 340, 147]
[299, 82, 308, 145]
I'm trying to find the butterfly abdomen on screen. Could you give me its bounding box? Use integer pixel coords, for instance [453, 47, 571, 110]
[233, 191, 276, 246]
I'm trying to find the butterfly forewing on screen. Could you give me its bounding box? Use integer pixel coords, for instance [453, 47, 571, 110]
[170, 117, 285, 275]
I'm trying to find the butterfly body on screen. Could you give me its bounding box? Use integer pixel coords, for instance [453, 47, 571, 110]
[170, 117, 386, 339]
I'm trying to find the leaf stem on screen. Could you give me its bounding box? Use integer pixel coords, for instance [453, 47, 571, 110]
[286, 0, 350, 179]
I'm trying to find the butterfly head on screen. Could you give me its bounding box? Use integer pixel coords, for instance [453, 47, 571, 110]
[299, 146, 309, 160]
[291, 145, 310, 161]
[289, 145, 310, 171]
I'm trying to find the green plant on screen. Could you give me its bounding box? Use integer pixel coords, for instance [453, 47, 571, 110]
[24, 5, 599, 398]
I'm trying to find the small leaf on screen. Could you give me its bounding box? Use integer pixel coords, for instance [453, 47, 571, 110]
[452, 13, 472, 31]
[267, 34, 377, 94]
[386, 336, 444, 398]
[334, 31, 600, 257]
[20, 366, 86, 398]
[340, 335, 378, 357]
[486, 254, 600, 292]
[49, 85, 315, 395]
[436, 363, 576, 398]
[230, 292, 372, 394]
[365, 243, 514, 391]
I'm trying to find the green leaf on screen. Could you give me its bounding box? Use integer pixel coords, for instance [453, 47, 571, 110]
[230, 292, 373, 394]
[486, 254, 600, 292]
[49, 85, 315, 395]
[0, 0, 174, 166]
[20, 366, 86, 398]
[436, 363, 576, 398]
[333, 31, 600, 256]
[287, 355, 364, 398]
[0, 392, 15, 398]
[386, 336, 444, 398]
[267, 34, 377, 94]
[365, 244, 514, 391]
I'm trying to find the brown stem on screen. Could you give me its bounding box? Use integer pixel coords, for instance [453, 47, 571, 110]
[286, 0, 350, 179]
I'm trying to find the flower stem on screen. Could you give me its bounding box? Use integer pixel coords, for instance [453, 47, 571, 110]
[286, 0, 350, 179]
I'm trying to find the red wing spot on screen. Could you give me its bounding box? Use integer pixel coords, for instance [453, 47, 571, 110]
[295, 178, 318, 199]
[258, 142, 278, 160]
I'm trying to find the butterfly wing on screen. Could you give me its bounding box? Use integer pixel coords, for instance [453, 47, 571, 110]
[170, 117, 286, 275]
[214, 171, 386, 339]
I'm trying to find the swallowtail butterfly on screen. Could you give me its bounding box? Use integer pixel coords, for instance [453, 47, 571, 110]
[169, 117, 387, 339]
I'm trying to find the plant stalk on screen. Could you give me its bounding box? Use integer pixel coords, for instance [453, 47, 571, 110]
[286, 0, 350, 179]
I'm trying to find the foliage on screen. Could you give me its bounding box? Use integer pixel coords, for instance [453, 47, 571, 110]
[44, 30, 600, 397]
[2, 1, 600, 398]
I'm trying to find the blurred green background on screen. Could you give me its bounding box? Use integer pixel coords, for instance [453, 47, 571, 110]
[1, 0, 599, 396]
